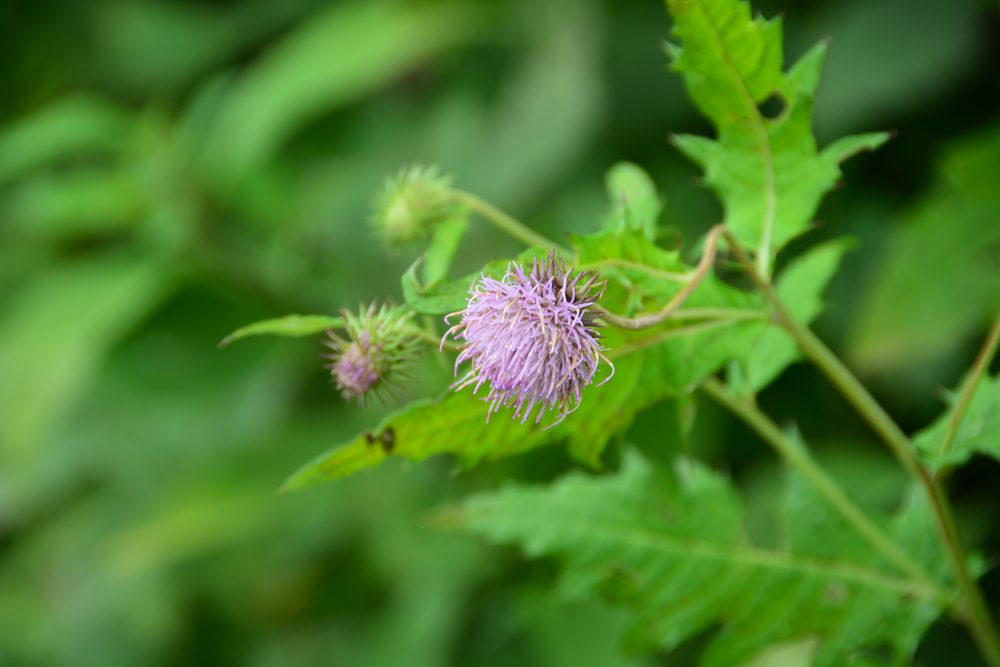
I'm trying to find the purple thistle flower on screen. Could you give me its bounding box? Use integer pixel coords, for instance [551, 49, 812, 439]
[443, 253, 614, 426]
[325, 304, 420, 403]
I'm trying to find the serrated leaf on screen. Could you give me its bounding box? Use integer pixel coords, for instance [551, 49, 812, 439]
[448, 450, 948, 666]
[218, 314, 344, 347]
[281, 392, 549, 492]
[914, 373, 1000, 470]
[665, 0, 887, 263]
[729, 238, 853, 394]
[820, 132, 890, 165]
[604, 162, 663, 241]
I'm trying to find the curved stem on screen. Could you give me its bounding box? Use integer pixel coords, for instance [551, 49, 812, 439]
[449, 189, 571, 256]
[597, 225, 725, 330]
[701, 377, 953, 607]
[720, 229, 1000, 667]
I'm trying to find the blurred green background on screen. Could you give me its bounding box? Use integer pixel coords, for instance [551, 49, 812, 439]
[1, 0, 998, 665]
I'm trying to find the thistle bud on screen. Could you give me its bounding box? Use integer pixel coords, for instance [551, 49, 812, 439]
[370, 165, 457, 246]
[443, 253, 614, 426]
[326, 304, 421, 403]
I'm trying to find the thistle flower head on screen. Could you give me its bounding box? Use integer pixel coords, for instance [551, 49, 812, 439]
[370, 165, 457, 246]
[325, 303, 421, 403]
[443, 253, 614, 426]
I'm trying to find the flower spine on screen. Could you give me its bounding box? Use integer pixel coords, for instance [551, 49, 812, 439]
[325, 304, 420, 403]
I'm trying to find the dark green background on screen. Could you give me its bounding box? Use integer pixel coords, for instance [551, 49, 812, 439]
[1, 0, 998, 664]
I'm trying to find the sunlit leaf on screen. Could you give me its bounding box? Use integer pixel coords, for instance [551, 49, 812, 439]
[666, 0, 887, 263]
[604, 162, 663, 241]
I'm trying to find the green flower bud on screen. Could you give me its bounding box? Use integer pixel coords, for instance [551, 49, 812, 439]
[370, 165, 457, 246]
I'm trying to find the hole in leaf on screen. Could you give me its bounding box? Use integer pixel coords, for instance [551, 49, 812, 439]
[757, 93, 786, 119]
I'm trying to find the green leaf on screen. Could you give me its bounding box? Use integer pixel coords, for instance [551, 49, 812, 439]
[730, 238, 853, 394]
[915, 373, 1000, 470]
[402, 257, 474, 317]
[739, 639, 817, 667]
[403, 247, 548, 317]
[665, 0, 887, 262]
[218, 314, 345, 347]
[604, 162, 663, 241]
[421, 215, 470, 285]
[446, 451, 947, 666]
[281, 392, 549, 492]
[847, 125, 1000, 376]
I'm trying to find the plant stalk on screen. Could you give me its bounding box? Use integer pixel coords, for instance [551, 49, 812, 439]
[597, 225, 725, 330]
[700, 377, 951, 606]
[449, 189, 571, 256]
[720, 229, 1000, 667]
[938, 312, 1000, 461]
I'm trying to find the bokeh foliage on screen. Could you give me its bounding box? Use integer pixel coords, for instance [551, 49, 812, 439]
[0, 0, 998, 665]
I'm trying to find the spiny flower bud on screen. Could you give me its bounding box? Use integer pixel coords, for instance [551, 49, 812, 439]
[370, 165, 457, 246]
[325, 304, 421, 403]
[443, 253, 614, 426]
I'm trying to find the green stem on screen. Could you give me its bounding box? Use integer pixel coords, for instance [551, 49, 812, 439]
[409, 324, 461, 351]
[700, 377, 952, 606]
[938, 313, 1000, 462]
[449, 189, 570, 256]
[597, 225, 725, 330]
[721, 229, 1000, 667]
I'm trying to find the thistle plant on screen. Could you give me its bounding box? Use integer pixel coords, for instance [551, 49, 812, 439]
[224, 0, 1000, 664]
[443, 253, 612, 426]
